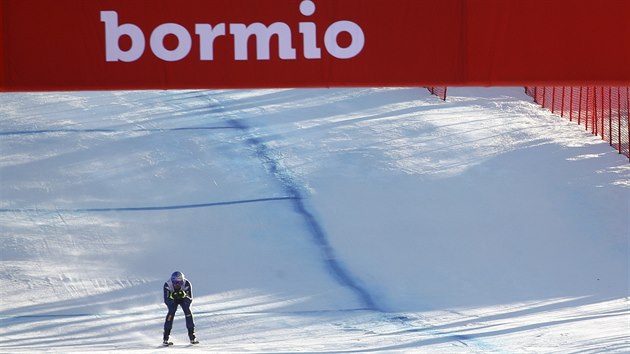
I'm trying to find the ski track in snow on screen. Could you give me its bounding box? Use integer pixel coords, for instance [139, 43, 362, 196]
[213, 95, 379, 311]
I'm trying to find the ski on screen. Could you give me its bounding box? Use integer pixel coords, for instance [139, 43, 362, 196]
[161, 340, 199, 347]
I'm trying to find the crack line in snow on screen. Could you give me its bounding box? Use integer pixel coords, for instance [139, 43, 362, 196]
[0, 197, 296, 213]
[218, 99, 379, 311]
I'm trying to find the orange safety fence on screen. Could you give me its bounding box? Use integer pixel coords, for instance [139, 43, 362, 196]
[426, 87, 448, 101]
[525, 87, 630, 161]
[426, 87, 629, 161]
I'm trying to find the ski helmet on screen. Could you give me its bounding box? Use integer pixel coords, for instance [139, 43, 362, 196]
[171, 271, 184, 287]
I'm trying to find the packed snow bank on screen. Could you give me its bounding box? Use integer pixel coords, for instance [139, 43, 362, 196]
[0, 87, 627, 352]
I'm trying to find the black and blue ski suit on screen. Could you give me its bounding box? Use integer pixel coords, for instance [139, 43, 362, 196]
[163, 277, 195, 339]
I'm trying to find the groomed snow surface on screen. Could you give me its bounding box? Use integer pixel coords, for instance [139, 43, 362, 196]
[0, 87, 628, 353]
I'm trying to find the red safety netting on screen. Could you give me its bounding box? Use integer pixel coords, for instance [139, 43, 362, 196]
[425, 86, 629, 161]
[525, 87, 630, 161]
[426, 87, 448, 101]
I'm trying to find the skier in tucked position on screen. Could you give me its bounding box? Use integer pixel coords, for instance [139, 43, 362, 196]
[163, 271, 198, 345]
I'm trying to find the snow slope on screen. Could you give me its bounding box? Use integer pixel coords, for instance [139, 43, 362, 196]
[0, 87, 628, 353]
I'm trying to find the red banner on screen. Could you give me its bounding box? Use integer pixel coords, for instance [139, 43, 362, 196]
[2, 0, 630, 91]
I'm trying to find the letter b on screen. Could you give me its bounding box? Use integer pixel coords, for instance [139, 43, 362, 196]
[101, 11, 145, 62]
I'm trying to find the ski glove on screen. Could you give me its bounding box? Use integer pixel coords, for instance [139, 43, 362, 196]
[170, 290, 187, 300]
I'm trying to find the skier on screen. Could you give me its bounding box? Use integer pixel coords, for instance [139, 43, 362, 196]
[162, 271, 198, 346]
